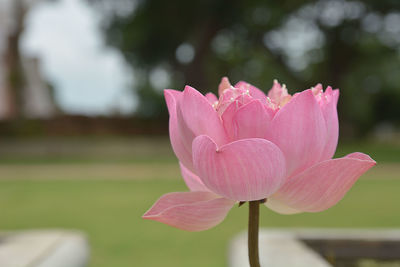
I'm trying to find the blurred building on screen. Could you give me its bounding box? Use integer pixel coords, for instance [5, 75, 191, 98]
[0, 0, 57, 119]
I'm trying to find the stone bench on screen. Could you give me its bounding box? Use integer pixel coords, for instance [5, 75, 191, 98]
[229, 228, 400, 267]
[0, 230, 89, 267]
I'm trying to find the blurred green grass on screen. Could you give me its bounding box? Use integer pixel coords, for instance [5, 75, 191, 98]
[0, 137, 399, 266]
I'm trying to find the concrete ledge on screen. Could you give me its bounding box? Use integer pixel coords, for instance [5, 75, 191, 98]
[0, 230, 89, 267]
[229, 228, 400, 267]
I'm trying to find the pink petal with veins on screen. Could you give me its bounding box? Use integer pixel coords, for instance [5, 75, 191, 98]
[143, 191, 235, 231]
[192, 135, 287, 201]
[232, 100, 272, 140]
[270, 152, 376, 213]
[164, 90, 194, 170]
[319, 86, 340, 161]
[266, 89, 327, 177]
[175, 86, 228, 166]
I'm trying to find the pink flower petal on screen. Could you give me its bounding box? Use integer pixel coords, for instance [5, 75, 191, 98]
[221, 101, 237, 141]
[164, 90, 194, 170]
[235, 81, 268, 102]
[218, 77, 232, 96]
[319, 87, 340, 161]
[232, 100, 273, 140]
[267, 80, 292, 107]
[192, 135, 287, 201]
[220, 94, 254, 141]
[142, 192, 235, 231]
[180, 162, 210, 192]
[205, 92, 218, 105]
[177, 86, 228, 150]
[165, 89, 181, 114]
[266, 89, 327, 176]
[331, 88, 339, 105]
[270, 152, 376, 213]
[267, 79, 283, 101]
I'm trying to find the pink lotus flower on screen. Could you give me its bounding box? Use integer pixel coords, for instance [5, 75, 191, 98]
[143, 77, 376, 231]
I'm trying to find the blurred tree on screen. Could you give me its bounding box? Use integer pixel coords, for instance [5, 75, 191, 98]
[89, 0, 400, 136]
[1, 0, 58, 119]
[4, 0, 27, 118]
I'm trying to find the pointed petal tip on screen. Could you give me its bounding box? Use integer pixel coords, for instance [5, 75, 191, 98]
[289, 88, 315, 104]
[164, 89, 182, 116]
[164, 89, 182, 106]
[183, 85, 196, 93]
[221, 76, 229, 82]
[178, 83, 227, 146]
[218, 77, 232, 95]
[314, 83, 323, 90]
[164, 89, 180, 98]
[324, 86, 339, 97]
[346, 152, 376, 165]
[142, 213, 156, 220]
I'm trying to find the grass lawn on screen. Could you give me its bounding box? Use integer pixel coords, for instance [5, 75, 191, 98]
[0, 178, 400, 267]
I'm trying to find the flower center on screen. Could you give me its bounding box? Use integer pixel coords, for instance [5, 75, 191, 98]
[214, 78, 252, 116]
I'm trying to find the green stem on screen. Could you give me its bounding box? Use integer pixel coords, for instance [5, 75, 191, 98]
[248, 200, 260, 267]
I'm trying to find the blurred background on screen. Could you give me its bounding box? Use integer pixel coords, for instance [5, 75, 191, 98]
[0, 0, 399, 266]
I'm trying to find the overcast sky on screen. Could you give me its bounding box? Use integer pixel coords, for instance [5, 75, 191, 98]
[21, 0, 136, 115]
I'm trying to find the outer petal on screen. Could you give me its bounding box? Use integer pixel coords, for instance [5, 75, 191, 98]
[331, 88, 339, 106]
[319, 87, 339, 161]
[164, 90, 193, 170]
[270, 152, 376, 213]
[180, 162, 210, 192]
[192, 135, 287, 201]
[232, 100, 272, 140]
[165, 89, 181, 114]
[265, 89, 327, 177]
[235, 81, 268, 102]
[142, 192, 235, 231]
[177, 86, 228, 150]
